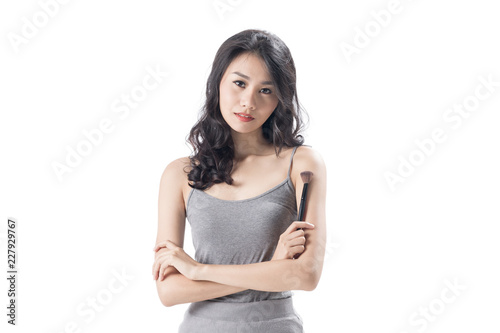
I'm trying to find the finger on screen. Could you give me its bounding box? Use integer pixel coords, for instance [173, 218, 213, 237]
[158, 263, 164, 281]
[285, 221, 314, 234]
[154, 246, 167, 254]
[152, 259, 160, 279]
[293, 248, 305, 259]
[152, 256, 159, 277]
[159, 263, 169, 281]
[153, 256, 164, 279]
[164, 240, 179, 250]
[286, 236, 307, 247]
[153, 241, 168, 252]
[294, 221, 315, 229]
[154, 247, 169, 261]
[157, 255, 172, 281]
[291, 245, 305, 256]
[285, 245, 305, 259]
[154, 240, 180, 252]
[152, 253, 169, 279]
[287, 229, 305, 240]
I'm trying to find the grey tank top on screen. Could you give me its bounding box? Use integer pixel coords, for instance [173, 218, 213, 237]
[186, 145, 302, 303]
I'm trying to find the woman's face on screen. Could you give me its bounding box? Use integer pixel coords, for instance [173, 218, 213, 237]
[219, 52, 279, 136]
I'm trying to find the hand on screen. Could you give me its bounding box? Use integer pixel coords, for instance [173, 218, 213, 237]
[271, 221, 315, 260]
[152, 240, 202, 281]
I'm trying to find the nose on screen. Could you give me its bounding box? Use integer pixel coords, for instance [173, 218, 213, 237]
[240, 89, 256, 110]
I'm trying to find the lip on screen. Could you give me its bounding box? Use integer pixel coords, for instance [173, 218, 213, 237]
[234, 113, 254, 122]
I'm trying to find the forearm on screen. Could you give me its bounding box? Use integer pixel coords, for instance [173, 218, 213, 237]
[156, 268, 245, 307]
[197, 257, 316, 292]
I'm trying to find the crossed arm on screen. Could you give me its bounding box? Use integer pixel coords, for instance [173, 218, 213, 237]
[153, 148, 326, 307]
[153, 220, 314, 306]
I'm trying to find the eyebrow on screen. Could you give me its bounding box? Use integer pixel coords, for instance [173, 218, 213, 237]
[232, 71, 274, 85]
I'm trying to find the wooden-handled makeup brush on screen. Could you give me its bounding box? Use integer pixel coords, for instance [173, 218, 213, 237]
[298, 171, 313, 221]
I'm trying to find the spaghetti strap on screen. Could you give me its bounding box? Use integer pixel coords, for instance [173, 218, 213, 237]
[287, 145, 312, 178]
[287, 146, 299, 178]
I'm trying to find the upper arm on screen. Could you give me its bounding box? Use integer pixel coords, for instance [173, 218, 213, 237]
[292, 146, 327, 290]
[155, 157, 189, 249]
[155, 157, 189, 299]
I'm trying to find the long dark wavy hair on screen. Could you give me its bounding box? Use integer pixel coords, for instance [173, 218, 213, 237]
[186, 29, 307, 190]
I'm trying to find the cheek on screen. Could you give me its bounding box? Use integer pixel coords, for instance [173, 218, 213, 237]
[219, 84, 236, 111]
[264, 97, 279, 114]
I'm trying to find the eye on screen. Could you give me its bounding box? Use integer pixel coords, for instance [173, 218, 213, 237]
[233, 80, 245, 88]
[260, 88, 272, 94]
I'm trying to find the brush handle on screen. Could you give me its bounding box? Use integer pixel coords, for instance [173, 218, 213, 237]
[294, 183, 309, 260]
[297, 183, 309, 221]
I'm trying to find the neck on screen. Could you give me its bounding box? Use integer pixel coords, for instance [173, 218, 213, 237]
[231, 129, 274, 160]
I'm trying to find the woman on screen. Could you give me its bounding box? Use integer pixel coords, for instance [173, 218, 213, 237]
[152, 29, 327, 332]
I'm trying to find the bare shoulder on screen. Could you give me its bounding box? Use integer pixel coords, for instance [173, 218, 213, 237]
[160, 156, 191, 186]
[159, 156, 193, 207]
[294, 146, 326, 171]
[291, 146, 326, 187]
[162, 156, 190, 175]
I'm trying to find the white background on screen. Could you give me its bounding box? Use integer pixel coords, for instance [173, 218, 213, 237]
[1, 0, 499, 332]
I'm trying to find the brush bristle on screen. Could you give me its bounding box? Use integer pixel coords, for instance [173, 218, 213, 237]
[300, 171, 313, 184]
